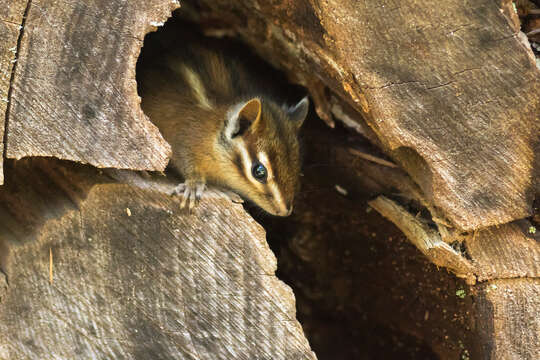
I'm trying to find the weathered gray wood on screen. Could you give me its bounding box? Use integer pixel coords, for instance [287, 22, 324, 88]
[193, 0, 540, 231]
[0, 159, 316, 360]
[4, 0, 176, 171]
[0, 0, 537, 358]
[0, 0, 27, 184]
[475, 279, 540, 360]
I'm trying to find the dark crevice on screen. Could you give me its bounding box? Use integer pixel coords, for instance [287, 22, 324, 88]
[0, 238, 9, 286]
[250, 120, 473, 360]
[136, 7, 480, 359]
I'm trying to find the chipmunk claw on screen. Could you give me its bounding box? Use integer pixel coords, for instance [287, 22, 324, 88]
[172, 183, 186, 195]
[174, 180, 206, 210]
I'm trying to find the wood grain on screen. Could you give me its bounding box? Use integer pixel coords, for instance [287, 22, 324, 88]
[4, 0, 177, 172]
[475, 279, 540, 360]
[194, 0, 540, 231]
[0, 159, 316, 360]
[0, 0, 537, 357]
[0, 0, 27, 184]
[369, 195, 476, 284]
[466, 221, 540, 282]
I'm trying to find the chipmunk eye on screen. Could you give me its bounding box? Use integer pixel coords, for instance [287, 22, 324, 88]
[251, 162, 267, 182]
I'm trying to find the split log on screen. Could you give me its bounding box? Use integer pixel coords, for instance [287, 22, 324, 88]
[475, 279, 540, 359]
[0, 0, 27, 184]
[0, 0, 539, 358]
[192, 0, 539, 230]
[187, 1, 539, 358]
[2, 0, 176, 181]
[369, 195, 540, 358]
[0, 159, 315, 360]
[0, 1, 318, 358]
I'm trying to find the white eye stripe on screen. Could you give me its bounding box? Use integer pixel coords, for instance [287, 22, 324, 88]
[257, 152, 287, 212]
[235, 147, 288, 213]
[257, 152, 273, 179]
[269, 182, 287, 212]
[236, 139, 262, 188]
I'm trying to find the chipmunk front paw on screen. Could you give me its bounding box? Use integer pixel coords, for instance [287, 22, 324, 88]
[173, 179, 206, 210]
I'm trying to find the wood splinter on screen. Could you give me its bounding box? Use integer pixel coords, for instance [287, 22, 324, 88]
[348, 148, 398, 168]
[368, 196, 477, 284]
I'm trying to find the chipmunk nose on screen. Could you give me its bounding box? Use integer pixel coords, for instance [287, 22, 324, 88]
[274, 203, 293, 216]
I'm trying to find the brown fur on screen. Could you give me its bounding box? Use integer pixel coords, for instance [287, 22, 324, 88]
[138, 40, 307, 216]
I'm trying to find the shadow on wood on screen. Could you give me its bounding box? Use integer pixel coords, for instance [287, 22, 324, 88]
[0, 159, 315, 360]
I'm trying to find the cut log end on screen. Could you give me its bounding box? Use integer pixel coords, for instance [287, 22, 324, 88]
[0, 158, 316, 360]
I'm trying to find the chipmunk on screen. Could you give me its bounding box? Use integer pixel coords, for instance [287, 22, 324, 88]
[138, 34, 308, 216]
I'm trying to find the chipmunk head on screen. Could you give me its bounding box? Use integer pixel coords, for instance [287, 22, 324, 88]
[220, 96, 308, 216]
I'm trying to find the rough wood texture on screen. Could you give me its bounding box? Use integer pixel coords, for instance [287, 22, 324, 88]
[0, 0, 27, 184]
[194, 0, 540, 230]
[258, 126, 479, 359]
[0, 159, 315, 360]
[3, 0, 176, 172]
[0, 0, 538, 358]
[467, 221, 540, 282]
[475, 279, 540, 360]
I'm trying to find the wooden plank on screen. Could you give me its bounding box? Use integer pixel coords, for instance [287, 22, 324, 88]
[0, 0, 28, 184]
[5, 0, 177, 171]
[194, 0, 540, 230]
[0, 159, 316, 359]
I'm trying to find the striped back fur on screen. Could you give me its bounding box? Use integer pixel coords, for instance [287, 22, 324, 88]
[138, 33, 308, 216]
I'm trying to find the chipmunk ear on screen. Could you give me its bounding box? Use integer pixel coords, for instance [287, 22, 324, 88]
[288, 96, 309, 129]
[225, 98, 262, 139]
